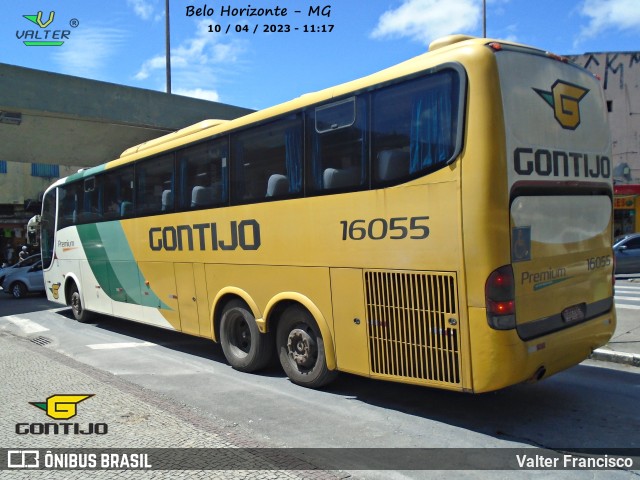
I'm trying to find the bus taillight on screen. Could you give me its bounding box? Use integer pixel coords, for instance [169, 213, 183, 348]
[485, 265, 516, 330]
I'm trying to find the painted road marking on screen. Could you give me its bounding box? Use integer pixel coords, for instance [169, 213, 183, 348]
[615, 296, 640, 301]
[86, 342, 156, 350]
[616, 304, 640, 310]
[3, 315, 49, 334]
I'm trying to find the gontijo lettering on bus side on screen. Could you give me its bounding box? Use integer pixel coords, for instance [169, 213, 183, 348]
[148, 219, 261, 251]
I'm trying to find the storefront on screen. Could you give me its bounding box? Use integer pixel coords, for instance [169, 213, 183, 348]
[0, 219, 28, 265]
[614, 184, 640, 237]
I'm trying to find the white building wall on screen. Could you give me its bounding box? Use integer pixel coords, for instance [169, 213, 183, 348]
[568, 52, 640, 183]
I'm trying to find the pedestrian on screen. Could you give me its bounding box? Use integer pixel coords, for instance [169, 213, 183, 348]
[5, 245, 14, 264]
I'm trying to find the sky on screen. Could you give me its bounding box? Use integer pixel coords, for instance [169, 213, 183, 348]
[2, 0, 640, 110]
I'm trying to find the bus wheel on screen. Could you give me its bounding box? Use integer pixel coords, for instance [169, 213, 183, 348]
[276, 305, 337, 388]
[69, 284, 93, 323]
[220, 299, 273, 372]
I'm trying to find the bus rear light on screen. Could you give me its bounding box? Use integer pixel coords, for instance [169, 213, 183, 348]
[487, 299, 515, 315]
[485, 265, 516, 330]
[488, 42, 503, 51]
[545, 51, 569, 63]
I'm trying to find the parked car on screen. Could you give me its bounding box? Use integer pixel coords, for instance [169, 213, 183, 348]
[613, 233, 640, 274]
[1, 260, 45, 298]
[0, 254, 41, 285]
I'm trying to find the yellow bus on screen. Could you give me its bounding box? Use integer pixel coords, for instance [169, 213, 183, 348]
[40, 35, 615, 393]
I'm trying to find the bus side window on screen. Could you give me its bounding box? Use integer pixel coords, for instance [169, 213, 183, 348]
[307, 97, 367, 193]
[103, 165, 134, 220]
[81, 176, 102, 222]
[177, 138, 229, 210]
[231, 114, 302, 204]
[135, 154, 174, 216]
[58, 183, 83, 229]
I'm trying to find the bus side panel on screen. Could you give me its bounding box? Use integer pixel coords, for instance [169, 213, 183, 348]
[79, 259, 113, 316]
[137, 261, 181, 330]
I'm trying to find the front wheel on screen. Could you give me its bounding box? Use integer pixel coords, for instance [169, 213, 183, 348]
[219, 299, 274, 372]
[276, 305, 337, 388]
[69, 284, 93, 323]
[11, 282, 27, 299]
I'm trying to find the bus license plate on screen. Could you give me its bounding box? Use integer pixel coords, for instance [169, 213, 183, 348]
[562, 304, 586, 323]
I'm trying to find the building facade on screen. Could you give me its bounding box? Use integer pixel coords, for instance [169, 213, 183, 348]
[0, 63, 253, 265]
[568, 52, 640, 234]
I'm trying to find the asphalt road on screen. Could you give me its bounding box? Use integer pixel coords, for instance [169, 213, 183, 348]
[0, 286, 638, 479]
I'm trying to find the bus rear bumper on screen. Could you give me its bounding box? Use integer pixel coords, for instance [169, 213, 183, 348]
[468, 306, 616, 393]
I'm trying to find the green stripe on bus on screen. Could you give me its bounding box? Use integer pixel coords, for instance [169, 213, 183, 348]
[64, 165, 106, 184]
[76, 222, 171, 310]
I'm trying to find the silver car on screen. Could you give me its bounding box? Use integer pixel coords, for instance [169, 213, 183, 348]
[1, 260, 45, 298]
[0, 254, 41, 285]
[614, 233, 640, 274]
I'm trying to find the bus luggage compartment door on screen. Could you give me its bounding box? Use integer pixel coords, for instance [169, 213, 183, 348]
[331, 268, 369, 376]
[175, 263, 209, 336]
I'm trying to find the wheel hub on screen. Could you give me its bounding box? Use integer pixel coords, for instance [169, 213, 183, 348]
[234, 320, 251, 351]
[287, 328, 316, 368]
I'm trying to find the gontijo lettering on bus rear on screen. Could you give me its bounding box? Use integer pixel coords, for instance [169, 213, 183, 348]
[149, 219, 261, 251]
[513, 148, 610, 179]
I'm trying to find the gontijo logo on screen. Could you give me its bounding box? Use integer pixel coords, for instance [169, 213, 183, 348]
[30, 394, 93, 420]
[15, 394, 108, 435]
[17, 11, 79, 47]
[534, 80, 589, 130]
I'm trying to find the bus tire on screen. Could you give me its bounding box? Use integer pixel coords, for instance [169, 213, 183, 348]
[276, 304, 338, 388]
[219, 299, 274, 372]
[69, 284, 93, 323]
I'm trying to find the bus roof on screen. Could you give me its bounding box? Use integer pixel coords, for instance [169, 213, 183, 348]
[75, 35, 552, 175]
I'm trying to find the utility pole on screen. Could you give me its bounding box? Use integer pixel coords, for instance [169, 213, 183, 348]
[165, 0, 172, 94]
[483, 0, 487, 38]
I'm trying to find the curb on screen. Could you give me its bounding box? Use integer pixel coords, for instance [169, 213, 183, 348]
[590, 348, 640, 367]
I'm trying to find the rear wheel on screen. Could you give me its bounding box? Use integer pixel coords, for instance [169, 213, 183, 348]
[276, 304, 337, 388]
[10, 282, 27, 299]
[219, 299, 274, 372]
[69, 284, 93, 323]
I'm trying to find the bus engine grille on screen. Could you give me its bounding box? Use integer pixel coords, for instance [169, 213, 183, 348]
[365, 270, 461, 386]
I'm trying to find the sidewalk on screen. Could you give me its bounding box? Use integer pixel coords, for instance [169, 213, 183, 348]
[589, 276, 640, 368]
[0, 331, 345, 478]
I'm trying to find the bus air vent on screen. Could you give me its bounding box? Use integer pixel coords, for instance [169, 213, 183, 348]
[365, 270, 461, 386]
[428, 34, 475, 52]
